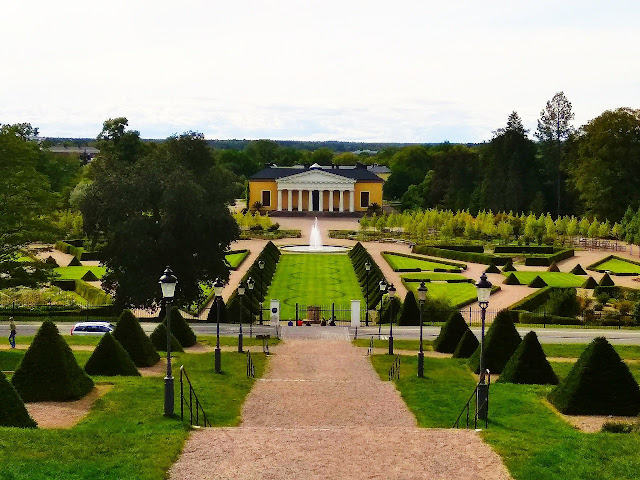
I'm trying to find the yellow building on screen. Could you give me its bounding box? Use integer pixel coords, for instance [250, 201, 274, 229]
[248, 163, 385, 213]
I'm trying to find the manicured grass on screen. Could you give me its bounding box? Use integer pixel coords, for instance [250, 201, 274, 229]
[593, 257, 640, 274]
[353, 338, 432, 351]
[53, 266, 107, 280]
[371, 354, 640, 480]
[0, 349, 267, 479]
[404, 280, 479, 308]
[542, 343, 640, 360]
[266, 253, 363, 319]
[505, 271, 584, 288]
[225, 250, 249, 269]
[401, 272, 468, 281]
[382, 252, 461, 271]
[198, 335, 281, 348]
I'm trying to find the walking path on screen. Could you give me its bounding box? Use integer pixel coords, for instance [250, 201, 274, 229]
[169, 327, 511, 480]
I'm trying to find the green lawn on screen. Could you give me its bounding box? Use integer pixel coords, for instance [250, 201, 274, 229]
[542, 343, 640, 360]
[0, 348, 266, 479]
[506, 271, 585, 288]
[593, 257, 640, 274]
[266, 253, 363, 319]
[371, 354, 640, 480]
[382, 252, 462, 271]
[54, 266, 107, 280]
[401, 272, 468, 281]
[225, 250, 249, 269]
[404, 279, 479, 308]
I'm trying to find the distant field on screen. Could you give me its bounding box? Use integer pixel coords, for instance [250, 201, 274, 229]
[593, 257, 640, 274]
[53, 266, 106, 280]
[382, 253, 461, 271]
[266, 253, 363, 319]
[505, 271, 584, 288]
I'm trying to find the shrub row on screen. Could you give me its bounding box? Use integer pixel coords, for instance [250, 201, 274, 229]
[494, 245, 557, 254]
[75, 280, 112, 306]
[422, 244, 484, 253]
[403, 278, 473, 284]
[516, 311, 582, 325]
[349, 242, 386, 310]
[382, 251, 466, 269]
[524, 249, 574, 266]
[54, 240, 101, 261]
[508, 286, 553, 312]
[412, 245, 508, 265]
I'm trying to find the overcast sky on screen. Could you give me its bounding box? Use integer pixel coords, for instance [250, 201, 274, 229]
[1, 1, 638, 142]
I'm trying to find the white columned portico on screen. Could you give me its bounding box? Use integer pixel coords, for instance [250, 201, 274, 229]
[276, 169, 356, 215]
[349, 190, 355, 212]
[298, 190, 303, 212]
[329, 190, 334, 212]
[308, 190, 313, 212]
[288, 190, 293, 212]
[339, 191, 344, 212]
[319, 190, 324, 211]
[277, 189, 282, 211]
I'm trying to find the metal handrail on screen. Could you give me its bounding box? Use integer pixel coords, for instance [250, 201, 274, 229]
[246, 350, 255, 378]
[388, 355, 401, 380]
[179, 366, 211, 428]
[453, 370, 490, 429]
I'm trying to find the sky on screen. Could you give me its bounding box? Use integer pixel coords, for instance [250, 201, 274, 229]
[1, 1, 638, 142]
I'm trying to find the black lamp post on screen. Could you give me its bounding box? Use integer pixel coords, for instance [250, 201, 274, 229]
[247, 276, 255, 338]
[417, 280, 428, 378]
[238, 280, 245, 353]
[258, 260, 265, 325]
[388, 283, 396, 355]
[213, 277, 224, 374]
[365, 261, 371, 326]
[378, 279, 387, 338]
[475, 272, 492, 421]
[159, 266, 177, 416]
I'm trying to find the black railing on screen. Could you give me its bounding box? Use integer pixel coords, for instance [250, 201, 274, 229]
[367, 336, 374, 356]
[453, 371, 491, 429]
[246, 350, 255, 378]
[179, 366, 211, 428]
[388, 355, 400, 380]
[257, 334, 270, 355]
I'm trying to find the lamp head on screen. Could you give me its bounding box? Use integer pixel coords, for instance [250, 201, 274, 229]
[258, 260, 265, 270]
[213, 277, 225, 298]
[388, 283, 396, 298]
[417, 281, 428, 303]
[247, 276, 255, 290]
[379, 279, 387, 293]
[159, 266, 177, 300]
[238, 281, 245, 296]
[365, 261, 371, 272]
[475, 272, 492, 305]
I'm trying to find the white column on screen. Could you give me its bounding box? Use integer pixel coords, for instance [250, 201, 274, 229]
[329, 189, 334, 212]
[277, 189, 282, 211]
[298, 190, 303, 212]
[288, 190, 293, 212]
[349, 189, 355, 212]
[339, 190, 344, 212]
[308, 189, 313, 212]
[319, 190, 324, 211]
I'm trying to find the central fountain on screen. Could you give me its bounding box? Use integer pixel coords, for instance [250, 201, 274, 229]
[281, 218, 350, 253]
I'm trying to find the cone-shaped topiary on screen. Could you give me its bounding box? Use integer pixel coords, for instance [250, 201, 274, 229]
[11, 320, 94, 402]
[547, 262, 560, 272]
[207, 297, 226, 323]
[224, 296, 252, 325]
[433, 311, 470, 353]
[501, 259, 516, 272]
[84, 333, 140, 376]
[548, 337, 640, 415]
[468, 310, 521, 374]
[497, 331, 558, 385]
[571, 264, 587, 275]
[397, 291, 421, 326]
[485, 263, 501, 274]
[599, 273, 615, 287]
[163, 307, 197, 347]
[67, 256, 82, 266]
[528, 275, 548, 288]
[452, 329, 479, 358]
[81, 270, 99, 281]
[503, 273, 521, 285]
[0, 371, 37, 428]
[150, 323, 184, 353]
[582, 276, 598, 289]
[378, 297, 402, 324]
[45, 255, 58, 266]
[112, 310, 160, 367]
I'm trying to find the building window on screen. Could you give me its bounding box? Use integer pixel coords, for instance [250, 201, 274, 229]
[262, 190, 271, 207]
[360, 191, 370, 208]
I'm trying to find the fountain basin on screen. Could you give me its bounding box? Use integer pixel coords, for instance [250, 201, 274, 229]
[280, 245, 350, 253]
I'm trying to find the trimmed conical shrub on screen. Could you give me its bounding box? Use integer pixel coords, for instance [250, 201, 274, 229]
[599, 273, 615, 287]
[68, 256, 82, 267]
[163, 307, 197, 347]
[503, 273, 521, 285]
[571, 264, 587, 275]
[497, 331, 558, 385]
[547, 262, 560, 272]
[11, 320, 94, 402]
[397, 291, 421, 326]
[452, 329, 479, 359]
[468, 310, 521, 374]
[0, 371, 37, 428]
[528, 275, 548, 288]
[433, 311, 470, 353]
[502, 259, 516, 272]
[224, 296, 252, 325]
[548, 337, 640, 415]
[378, 297, 402, 324]
[150, 323, 184, 353]
[45, 255, 58, 266]
[582, 276, 598, 289]
[485, 263, 501, 274]
[81, 270, 99, 281]
[84, 333, 140, 376]
[207, 297, 227, 323]
[112, 310, 160, 367]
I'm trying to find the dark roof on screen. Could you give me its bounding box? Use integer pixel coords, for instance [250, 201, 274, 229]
[249, 164, 384, 182]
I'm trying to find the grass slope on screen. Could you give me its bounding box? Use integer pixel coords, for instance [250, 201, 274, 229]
[404, 280, 478, 308]
[53, 266, 106, 280]
[225, 251, 249, 269]
[592, 257, 640, 274]
[382, 253, 459, 271]
[505, 272, 584, 288]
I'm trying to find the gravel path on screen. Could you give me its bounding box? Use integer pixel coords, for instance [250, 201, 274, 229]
[169, 327, 511, 480]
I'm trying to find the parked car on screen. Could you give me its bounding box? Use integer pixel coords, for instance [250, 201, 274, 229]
[71, 321, 114, 336]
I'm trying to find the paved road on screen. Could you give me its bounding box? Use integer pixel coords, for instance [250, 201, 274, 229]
[2, 322, 640, 345]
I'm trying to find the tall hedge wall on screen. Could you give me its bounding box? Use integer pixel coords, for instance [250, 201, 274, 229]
[348, 242, 387, 309]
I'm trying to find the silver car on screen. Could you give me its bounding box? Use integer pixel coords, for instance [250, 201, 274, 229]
[70, 321, 115, 336]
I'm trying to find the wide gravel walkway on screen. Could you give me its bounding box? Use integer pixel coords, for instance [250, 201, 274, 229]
[169, 326, 511, 480]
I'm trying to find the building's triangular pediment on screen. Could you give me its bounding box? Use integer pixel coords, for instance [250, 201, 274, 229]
[276, 169, 355, 186]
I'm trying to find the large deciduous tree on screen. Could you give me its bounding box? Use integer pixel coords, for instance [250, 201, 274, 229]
[81, 119, 240, 308]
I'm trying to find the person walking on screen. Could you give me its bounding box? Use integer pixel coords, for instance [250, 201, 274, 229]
[8, 317, 16, 348]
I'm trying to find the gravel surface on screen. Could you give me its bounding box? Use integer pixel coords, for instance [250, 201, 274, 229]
[169, 329, 511, 479]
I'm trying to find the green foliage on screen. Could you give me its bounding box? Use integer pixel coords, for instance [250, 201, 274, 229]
[224, 296, 252, 324]
[420, 296, 455, 323]
[501, 258, 516, 272]
[545, 288, 580, 317]
[452, 329, 479, 358]
[81, 270, 99, 281]
[396, 291, 421, 326]
[582, 276, 598, 289]
[570, 263, 587, 275]
[528, 275, 548, 288]
[508, 287, 553, 312]
[67, 256, 82, 267]
[433, 311, 470, 353]
[112, 310, 159, 367]
[503, 273, 521, 285]
[0, 371, 37, 428]
[485, 263, 501, 274]
[75, 279, 112, 305]
[548, 337, 640, 415]
[163, 307, 197, 347]
[547, 262, 560, 272]
[378, 296, 402, 324]
[11, 320, 94, 401]
[207, 297, 226, 323]
[349, 243, 386, 309]
[498, 331, 558, 385]
[149, 322, 183, 353]
[468, 310, 521, 374]
[84, 333, 140, 376]
[599, 273, 615, 287]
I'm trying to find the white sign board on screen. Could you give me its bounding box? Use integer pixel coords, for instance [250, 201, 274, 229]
[351, 300, 361, 328]
[270, 300, 280, 327]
